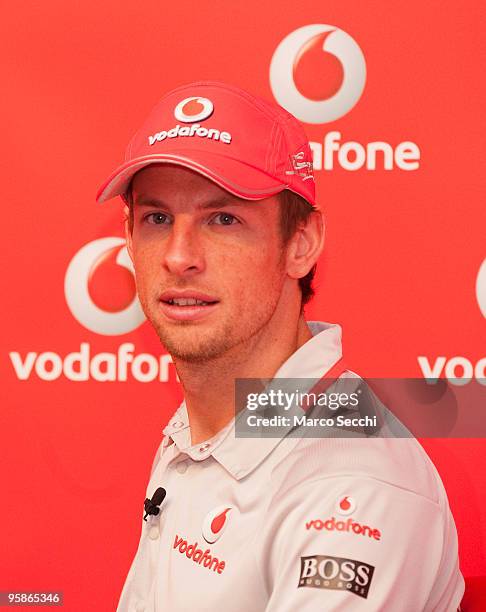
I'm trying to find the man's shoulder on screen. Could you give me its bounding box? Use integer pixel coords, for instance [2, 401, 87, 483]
[266, 369, 444, 506]
[270, 434, 442, 507]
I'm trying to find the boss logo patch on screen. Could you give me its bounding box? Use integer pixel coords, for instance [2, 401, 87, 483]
[298, 554, 374, 599]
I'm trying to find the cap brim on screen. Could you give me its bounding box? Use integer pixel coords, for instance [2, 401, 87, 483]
[96, 151, 287, 204]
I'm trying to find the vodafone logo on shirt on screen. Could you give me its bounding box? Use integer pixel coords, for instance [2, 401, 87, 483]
[306, 494, 381, 540]
[172, 506, 232, 574]
[306, 516, 382, 541]
[173, 534, 226, 574]
[202, 506, 232, 543]
[270, 24, 421, 173]
[336, 495, 356, 515]
[305, 495, 381, 540]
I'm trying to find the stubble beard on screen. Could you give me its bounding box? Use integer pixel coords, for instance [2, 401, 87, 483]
[141, 285, 284, 365]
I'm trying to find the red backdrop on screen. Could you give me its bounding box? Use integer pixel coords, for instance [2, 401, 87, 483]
[2, 1, 485, 610]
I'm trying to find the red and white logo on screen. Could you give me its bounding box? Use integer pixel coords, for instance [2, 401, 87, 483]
[173, 535, 226, 574]
[270, 24, 366, 124]
[64, 237, 145, 336]
[476, 258, 486, 318]
[336, 495, 356, 516]
[305, 516, 381, 541]
[174, 96, 214, 123]
[417, 258, 486, 384]
[149, 97, 230, 146]
[202, 506, 232, 544]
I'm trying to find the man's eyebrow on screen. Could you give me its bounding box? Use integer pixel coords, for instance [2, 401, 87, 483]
[133, 194, 252, 210]
[199, 195, 249, 209]
[133, 196, 168, 209]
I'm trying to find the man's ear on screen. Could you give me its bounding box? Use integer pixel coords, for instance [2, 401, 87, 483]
[123, 205, 134, 263]
[285, 211, 325, 280]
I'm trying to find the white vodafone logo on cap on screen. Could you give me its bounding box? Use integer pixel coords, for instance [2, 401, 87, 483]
[64, 237, 146, 336]
[174, 96, 214, 123]
[270, 24, 366, 124]
[476, 258, 486, 318]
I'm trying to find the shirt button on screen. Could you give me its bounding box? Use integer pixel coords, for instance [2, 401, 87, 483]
[148, 526, 160, 540]
[176, 461, 188, 474]
[199, 442, 211, 453]
[172, 421, 184, 429]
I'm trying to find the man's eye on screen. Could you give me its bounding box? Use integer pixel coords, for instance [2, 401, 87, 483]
[145, 212, 170, 225]
[211, 213, 239, 226]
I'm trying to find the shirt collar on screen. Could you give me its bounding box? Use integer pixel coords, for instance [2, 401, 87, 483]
[163, 321, 343, 480]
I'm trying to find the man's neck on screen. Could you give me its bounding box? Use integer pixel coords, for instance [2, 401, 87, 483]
[173, 314, 312, 445]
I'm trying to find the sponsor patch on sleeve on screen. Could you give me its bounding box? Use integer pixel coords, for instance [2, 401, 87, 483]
[298, 554, 374, 599]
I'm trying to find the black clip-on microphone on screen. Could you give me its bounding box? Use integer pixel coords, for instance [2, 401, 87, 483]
[143, 487, 167, 521]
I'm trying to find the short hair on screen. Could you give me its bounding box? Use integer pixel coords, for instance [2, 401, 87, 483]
[125, 183, 318, 307]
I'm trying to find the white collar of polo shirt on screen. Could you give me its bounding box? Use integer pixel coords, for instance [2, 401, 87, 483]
[163, 321, 343, 479]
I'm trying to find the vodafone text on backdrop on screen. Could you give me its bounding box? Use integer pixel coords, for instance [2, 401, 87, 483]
[9, 238, 175, 383]
[417, 258, 486, 385]
[270, 24, 420, 172]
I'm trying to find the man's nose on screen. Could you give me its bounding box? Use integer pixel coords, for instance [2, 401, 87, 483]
[162, 218, 205, 277]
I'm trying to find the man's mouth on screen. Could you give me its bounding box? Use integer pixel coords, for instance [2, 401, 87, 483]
[159, 291, 219, 322]
[166, 298, 214, 306]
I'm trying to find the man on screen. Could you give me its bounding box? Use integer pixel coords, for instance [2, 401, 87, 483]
[96, 81, 465, 611]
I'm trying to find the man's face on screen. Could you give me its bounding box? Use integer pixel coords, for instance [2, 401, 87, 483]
[126, 164, 289, 362]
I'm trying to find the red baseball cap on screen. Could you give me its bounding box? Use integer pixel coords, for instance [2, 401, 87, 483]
[95, 80, 316, 207]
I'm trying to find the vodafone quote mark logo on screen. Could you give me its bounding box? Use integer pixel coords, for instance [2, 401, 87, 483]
[174, 96, 214, 122]
[8, 238, 175, 383]
[64, 237, 145, 336]
[476, 258, 486, 319]
[336, 495, 356, 516]
[417, 258, 486, 384]
[202, 506, 232, 543]
[270, 25, 421, 172]
[270, 24, 366, 124]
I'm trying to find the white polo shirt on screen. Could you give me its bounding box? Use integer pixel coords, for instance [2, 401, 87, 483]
[117, 321, 465, 611]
